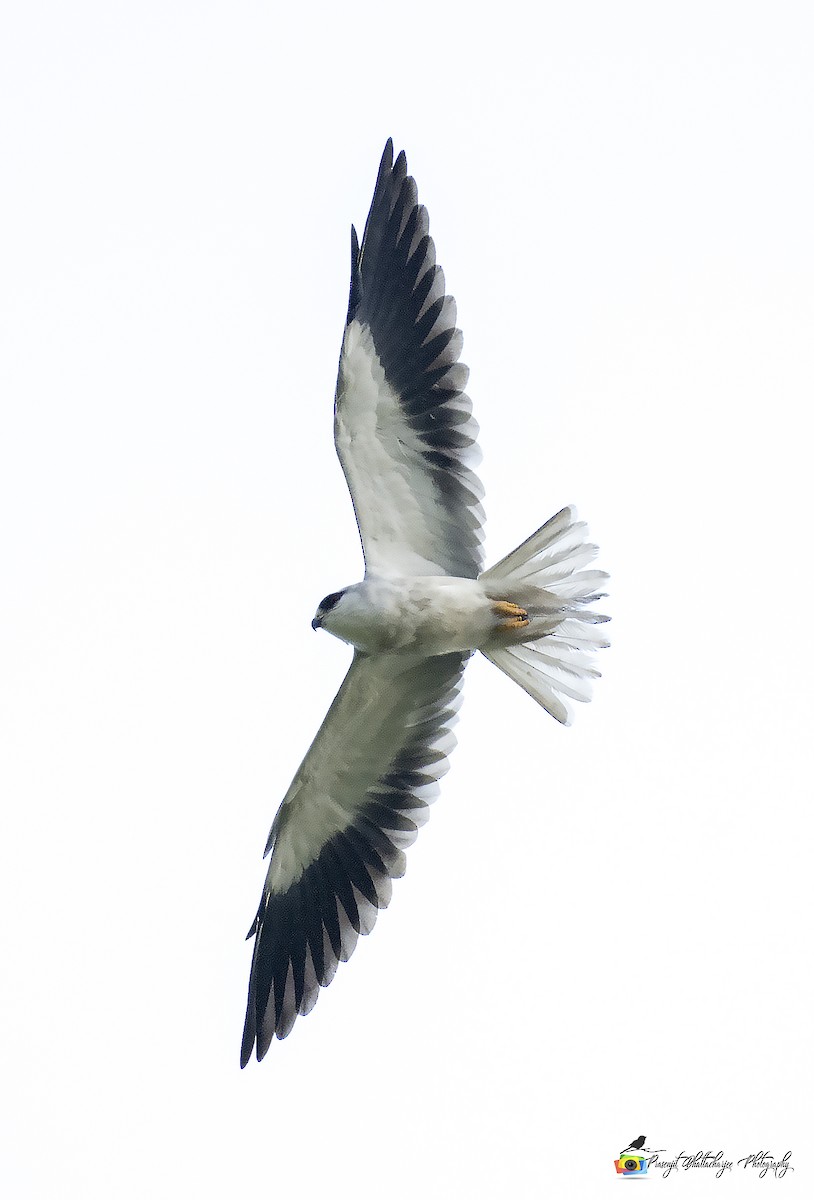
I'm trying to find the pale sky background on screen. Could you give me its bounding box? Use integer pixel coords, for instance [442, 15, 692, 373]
[1, 2, 812, 1196]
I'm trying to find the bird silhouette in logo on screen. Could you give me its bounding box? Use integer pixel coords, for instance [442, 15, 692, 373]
[623, 1135, 646, 1152]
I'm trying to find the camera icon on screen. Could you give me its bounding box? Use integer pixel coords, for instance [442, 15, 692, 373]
[615, 1153, 648, 1175]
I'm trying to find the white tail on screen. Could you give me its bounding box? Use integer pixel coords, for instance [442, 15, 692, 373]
[479, 506, 609, 725]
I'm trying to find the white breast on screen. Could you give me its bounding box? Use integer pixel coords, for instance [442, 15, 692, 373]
[325, 576, 493, 656]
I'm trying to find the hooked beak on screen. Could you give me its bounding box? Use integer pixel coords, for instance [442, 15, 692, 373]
[311, 615, 321, 631]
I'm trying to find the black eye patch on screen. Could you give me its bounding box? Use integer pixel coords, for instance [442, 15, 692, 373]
[320, 591, 343, 613]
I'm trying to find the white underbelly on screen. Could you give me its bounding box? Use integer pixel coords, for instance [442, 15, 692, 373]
[361, 575, 493, 655]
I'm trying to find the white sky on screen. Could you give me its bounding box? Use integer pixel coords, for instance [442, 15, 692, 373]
[2, 2, 811, 1195]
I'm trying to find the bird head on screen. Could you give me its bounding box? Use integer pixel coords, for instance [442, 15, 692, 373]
[311, 589, 347, 632]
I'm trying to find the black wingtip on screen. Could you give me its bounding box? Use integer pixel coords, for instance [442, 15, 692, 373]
[347, 224, 362, 322]
[240, 1010, 255, 1068]
[347, 140, 401, 326]
[381, 137, 394, 173]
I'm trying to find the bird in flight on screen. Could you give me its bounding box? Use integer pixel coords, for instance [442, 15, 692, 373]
[240, 140, 609, 1066]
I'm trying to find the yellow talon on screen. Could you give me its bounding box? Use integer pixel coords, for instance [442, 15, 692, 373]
[492, 600, 529, 630]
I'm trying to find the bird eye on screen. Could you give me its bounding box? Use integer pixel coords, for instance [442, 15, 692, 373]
[320, 591, 343, 613]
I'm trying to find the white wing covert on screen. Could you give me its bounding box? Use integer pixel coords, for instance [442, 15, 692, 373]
[241, 651, 467, 1065]
[335, 140, 485, 579]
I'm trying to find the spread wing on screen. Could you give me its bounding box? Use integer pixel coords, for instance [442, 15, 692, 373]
[241, 651, 467, 1066]
[335, 140, 485, 580]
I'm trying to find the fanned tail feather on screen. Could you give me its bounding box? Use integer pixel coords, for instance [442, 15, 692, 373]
[480, 506, 609, 724]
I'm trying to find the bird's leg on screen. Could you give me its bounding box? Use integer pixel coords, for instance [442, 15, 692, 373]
[492, 600, 529, 630]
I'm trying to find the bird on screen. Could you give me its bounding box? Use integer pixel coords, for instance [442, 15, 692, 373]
[623, 1136, 647, 1152]
[240, 140, 609, 1066]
